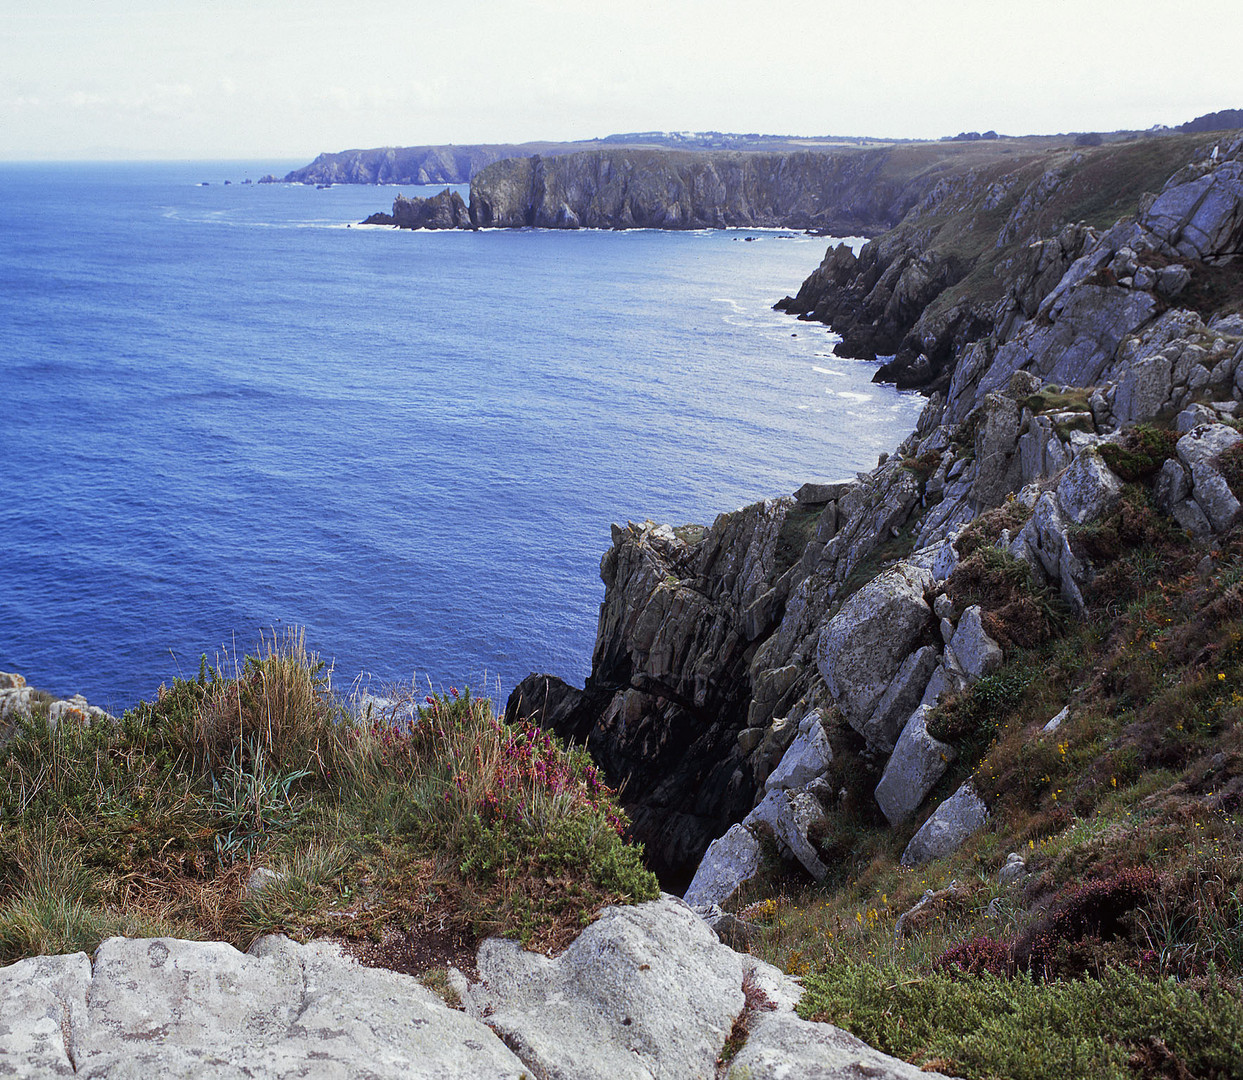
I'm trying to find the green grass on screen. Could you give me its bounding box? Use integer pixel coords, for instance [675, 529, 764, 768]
[798, 962, 1243, 1080]
[0, 628, 657, 964]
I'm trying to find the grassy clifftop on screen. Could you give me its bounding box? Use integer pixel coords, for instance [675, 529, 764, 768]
[0, 630, 657, 973]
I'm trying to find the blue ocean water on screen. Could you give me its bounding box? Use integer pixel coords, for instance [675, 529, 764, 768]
[0, 161, 923, 713]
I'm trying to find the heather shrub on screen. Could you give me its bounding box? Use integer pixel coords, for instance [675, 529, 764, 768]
[1098, 425, 1180, 482]
[1013, 867, 1161, 976]
[946, 547, 1064, 648]
[0, 632, 657, 964]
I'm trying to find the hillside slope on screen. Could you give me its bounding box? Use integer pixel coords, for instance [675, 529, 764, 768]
[503, 129, 1243, 1075]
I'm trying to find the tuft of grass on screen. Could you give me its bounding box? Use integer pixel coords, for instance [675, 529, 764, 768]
[0, 632, 657, 966]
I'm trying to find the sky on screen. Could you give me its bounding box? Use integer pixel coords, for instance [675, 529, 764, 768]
[3, 0, 1242, 161]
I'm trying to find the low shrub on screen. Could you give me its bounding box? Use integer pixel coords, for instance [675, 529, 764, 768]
[799, 961, 1243, 1080]
[927, 667, 1031, 750]
[946, 547, 1064, 648]
[1099, 425, 1180, 482]
[0, 633, 658, 964]
[954, 502, 1033, 559]
[1013, 867, 1161, 977]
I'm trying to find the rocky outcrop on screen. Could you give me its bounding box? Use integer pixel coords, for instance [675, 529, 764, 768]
[0, 672, 113, 751]
[0, 935, 529, 1078]
[2, 898, 952, 1080]
[777, 133, 1236, 393]
[362, 188, 471, 230]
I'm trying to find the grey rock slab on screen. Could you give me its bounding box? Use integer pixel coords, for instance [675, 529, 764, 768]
[1055, 448, 1123, 526]
[901, 781, 989, 867]
[0, 952, 91, 1078]
[747, 789, 830, 880]
[1190, 461, 1243, 533]
[727, 1010, 953, 1080]
[1154, 457, 1192, 512]
[1009, 491, 1088, 616]
[1176, 404, 1219, 432]
[765, 714, 833, 792]
[467, 895, 744, 1080]
[948, 606, 1003, 682]
[1172, 497, 1214, 538]
[73, 935, 528, 1079]
[874, 706, 958, 827]
[906, 538, 960, 582]
[684, 823, 764, 910]
[816, 562, 935, 731]
[1176, 422, 1243, 471]
[861, 645, 940, 753]
[1112, 355, 1173, 423]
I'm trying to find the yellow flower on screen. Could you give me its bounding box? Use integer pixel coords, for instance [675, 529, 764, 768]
[1218, 673, 1226, 681]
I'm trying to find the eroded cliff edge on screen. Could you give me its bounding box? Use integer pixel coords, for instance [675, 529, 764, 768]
[508, 132, 1243, 887]
[364, 140, 1086, 237]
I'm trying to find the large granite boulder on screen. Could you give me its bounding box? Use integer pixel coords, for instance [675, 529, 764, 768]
[816, 563, 936, 735]
[874, 705, 958, 826]
[901, 781, 990, 866]
[1, 936, 529, 1079]
[461, 896, 744, 1080]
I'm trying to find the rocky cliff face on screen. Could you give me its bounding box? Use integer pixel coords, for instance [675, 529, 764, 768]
[509, 133, 1243, 888]
[776, 133, 1223, 393]
[283, 144, 562, 185]
[467, 148, 940, 233]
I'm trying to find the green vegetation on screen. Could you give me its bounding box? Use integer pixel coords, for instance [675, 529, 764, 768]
[725, 423, 1243, 1079]
[0, 629, 657, 966]
[1099, 425, 1181, 482]
[798, 964, 1242, 1079]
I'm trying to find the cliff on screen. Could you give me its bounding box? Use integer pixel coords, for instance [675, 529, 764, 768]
[775, 132, 1225, 392]
[364, 139, 1100, 236]
[284, 132, 912, 186]
[467, 144, 1053, 234]
[283, 142, 572, 185]
[508, 131, 1243, 900]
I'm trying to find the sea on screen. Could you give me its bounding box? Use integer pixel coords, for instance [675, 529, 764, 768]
[0, 160, 924, 714]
